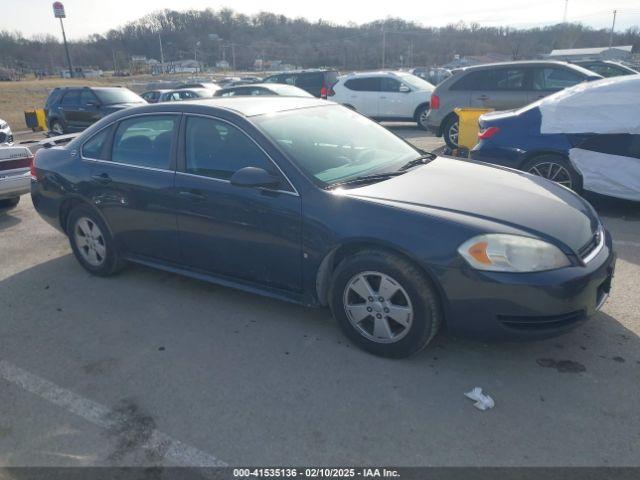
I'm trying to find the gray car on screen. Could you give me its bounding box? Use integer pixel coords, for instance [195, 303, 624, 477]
[425, 61, 602, 148]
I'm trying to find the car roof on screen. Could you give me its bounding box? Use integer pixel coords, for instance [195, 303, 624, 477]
[123, 96, 329, 117]
[456, 60, 581, 71]
[340, 70, 407, 78]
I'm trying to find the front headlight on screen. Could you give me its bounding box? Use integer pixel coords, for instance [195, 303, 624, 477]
[458, 234, 570, 272]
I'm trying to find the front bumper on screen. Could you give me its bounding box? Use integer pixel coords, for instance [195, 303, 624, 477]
[0, 170, 30, 200]
[440, 231, 616, 340]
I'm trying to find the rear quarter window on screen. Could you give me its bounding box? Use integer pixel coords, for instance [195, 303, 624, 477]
[82, 125, 114, 160]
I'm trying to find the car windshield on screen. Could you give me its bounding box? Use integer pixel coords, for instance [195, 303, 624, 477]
[94, 88, 144, 105]
[254, 105, 420, 187]
[398, 73, 434, 90]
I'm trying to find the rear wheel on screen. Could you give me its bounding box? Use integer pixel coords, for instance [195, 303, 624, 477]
[442, 114, 459, 149]
[0, 197, 20, 209]
[330, 250, 442, 358]
[67, 206, 125, 276]
[523, 154, 582, 192]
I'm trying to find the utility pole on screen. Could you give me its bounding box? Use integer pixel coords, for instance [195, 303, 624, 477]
[231, 43, 236, 71]
[609, 10, 617, 48]
[158, 33, 164, 73]
[381, 27, 386, 69]
[53, 3, 73, 78]
[111, 48, 117, 74]
[563, 0, 569, 23]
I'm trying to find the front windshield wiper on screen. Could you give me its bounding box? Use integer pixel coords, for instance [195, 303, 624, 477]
[398, 153, 436, 171]
[325, 171, 407, 190]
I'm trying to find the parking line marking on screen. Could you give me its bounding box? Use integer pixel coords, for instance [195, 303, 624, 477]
[0, 360, 227, 467]
[613, 240, 640, 248]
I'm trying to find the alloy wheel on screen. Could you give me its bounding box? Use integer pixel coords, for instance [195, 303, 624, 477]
[419, 109, 429, 128]
[447, 121, 459, 146]
[51, 121, 64, 135]
[343, 271, 413, 344]
[74, 217, 107, 266]
[527, 162, 573, 188]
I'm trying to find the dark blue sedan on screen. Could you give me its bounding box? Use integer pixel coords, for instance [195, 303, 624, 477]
[31, 97, 615, 358]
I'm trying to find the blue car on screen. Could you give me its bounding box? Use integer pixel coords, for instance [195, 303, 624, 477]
[31, 97, 615, 358]
[471, 76, 640, 200]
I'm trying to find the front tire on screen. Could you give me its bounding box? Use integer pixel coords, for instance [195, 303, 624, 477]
[67, 206, 125, 276]
[329, 250, 442, 358]
[523, 154, 582, 192]
[415, 105, 430, 131]
[50, 119, 65, 135]
[442, 114, 459, 149]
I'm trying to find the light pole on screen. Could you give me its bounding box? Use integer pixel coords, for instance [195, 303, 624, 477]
[609, 10, 617, 48]
[52, 2, 73, 78]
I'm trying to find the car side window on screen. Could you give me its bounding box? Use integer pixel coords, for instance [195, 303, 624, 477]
[532, 68, 584, 91]
[61, 90, 80, 106]
[184, 116, 283, 184]
[451, 71, 492, 91]
[344, 77, 381, 92]
[380, 77, 401, 92]
[493, 69, 526, 90]
[82, 125, 113, 160]
[111, 115, 177, 170]
[80, 89, 98, 106]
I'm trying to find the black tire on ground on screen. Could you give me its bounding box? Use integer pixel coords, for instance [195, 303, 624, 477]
[415, 105, 430, 131]
[329, 249, 442, 358]
[0, 197, 20, 208]
[522, 154, 583, 193]
[442, 114, 459, 149]
[66, 205, 126, 276]
[50, 119, 65, 135]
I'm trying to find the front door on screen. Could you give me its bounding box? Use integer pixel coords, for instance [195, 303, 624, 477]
[378, 77, 411, 118]
[174, 115, 302, 292]
[86, 113, 181, 262]
[527, 67, 587, 103]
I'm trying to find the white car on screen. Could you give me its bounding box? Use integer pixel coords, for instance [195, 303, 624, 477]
[0, 145, 32, 208]
[329, 71, 435, 129]
[0, 118, 13, 146]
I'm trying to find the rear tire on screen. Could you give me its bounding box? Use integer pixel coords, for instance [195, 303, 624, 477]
[0, 197, 20, 209]
[67, 205, 125, 276]
[329, 250, 442, 358]
[442, 114, 459, 149]
[523, 154, 582, 192]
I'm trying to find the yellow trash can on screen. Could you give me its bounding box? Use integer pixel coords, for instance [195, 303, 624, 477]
[454, 108, 493, 152]
[24, 109, 47, 132]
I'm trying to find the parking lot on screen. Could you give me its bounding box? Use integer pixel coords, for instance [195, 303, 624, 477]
[1, 125, 639, 467]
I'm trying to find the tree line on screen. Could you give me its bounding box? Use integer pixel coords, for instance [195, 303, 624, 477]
[1, 8, 639, 73]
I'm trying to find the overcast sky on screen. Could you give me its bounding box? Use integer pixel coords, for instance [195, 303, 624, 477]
[2, 0, 639, 40]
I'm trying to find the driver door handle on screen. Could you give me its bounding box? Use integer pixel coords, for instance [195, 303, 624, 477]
[477, 94, 489, 101]
[178, 190, 207, 202]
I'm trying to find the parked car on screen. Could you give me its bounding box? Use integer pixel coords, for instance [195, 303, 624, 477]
[214, 83, 313, 98]
[263, 69, 339, 98]
[157, 88, 215, 102]
[179, 82, 220, 92]
[1, 145, 32, 208]
[45, 86, 146, 135]
[471, 75, 640, 201]
[331, 71, 435, 129]
[572, 60, 639, 78]
[32, 97, 615, 358]
[0, 118, 13, 146]
[141, 89, 169, 103]
[410, 67, 452, 85]
[425, 61, 602, 148]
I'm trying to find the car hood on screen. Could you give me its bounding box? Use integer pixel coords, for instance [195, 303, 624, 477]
[344, 157, 598, 253]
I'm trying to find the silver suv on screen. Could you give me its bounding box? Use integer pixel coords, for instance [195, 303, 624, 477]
[425, 61, 602, 148]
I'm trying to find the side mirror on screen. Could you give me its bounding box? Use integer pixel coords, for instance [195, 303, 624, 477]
[399, 85, 411, 93]
[87, 101, 101, 108]
[230, 166, 280, 189]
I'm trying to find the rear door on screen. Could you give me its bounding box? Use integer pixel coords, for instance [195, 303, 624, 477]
[84, 113, 181, 262]
[78, 89, 103, 129]
[342, 77, 380, 117]
[528, 66, 589, 102]
[59, 89, 82, 129]
[469, 67, 529, 110]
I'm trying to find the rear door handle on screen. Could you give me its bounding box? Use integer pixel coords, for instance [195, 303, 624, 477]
[477, 94, 489, 101]
[91, 173, 112, 184]
[178, 190, 206, 202]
